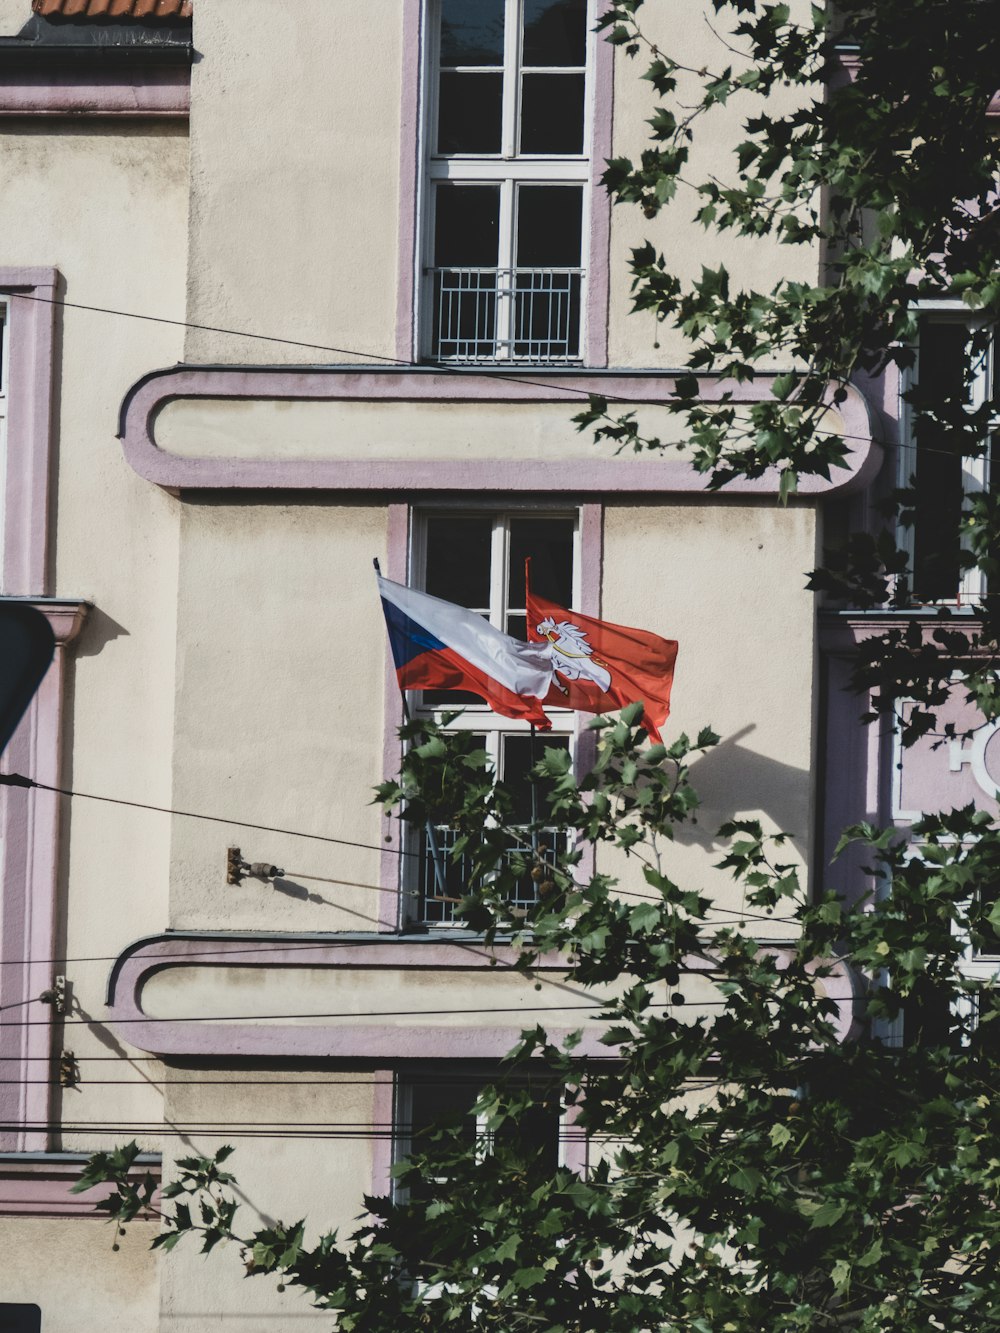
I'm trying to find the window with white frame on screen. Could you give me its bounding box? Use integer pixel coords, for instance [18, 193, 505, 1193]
[898, 310, 997, 602]
[393, 1071, 563, 1203]
[408, 509, 577, 924]
[422, 0, 592, 363]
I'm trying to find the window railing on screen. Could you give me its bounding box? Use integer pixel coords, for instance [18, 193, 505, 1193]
[428, 266, 583, 363]
[417, 823, 567, 925]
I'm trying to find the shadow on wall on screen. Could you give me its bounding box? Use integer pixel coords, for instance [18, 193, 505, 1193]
[75, 606, 129, 658]
[677, 724, 809, 852]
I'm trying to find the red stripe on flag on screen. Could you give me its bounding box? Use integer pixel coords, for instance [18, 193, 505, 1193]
[396, 645, 551, 728]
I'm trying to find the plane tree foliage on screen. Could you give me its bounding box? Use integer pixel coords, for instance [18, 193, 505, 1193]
[83, 2, 1000, 1328]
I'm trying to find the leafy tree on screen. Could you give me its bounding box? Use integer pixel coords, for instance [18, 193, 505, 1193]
[85, 2, 1000, 1328]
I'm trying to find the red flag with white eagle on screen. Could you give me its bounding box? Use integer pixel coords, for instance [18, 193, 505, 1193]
[525, 562, 677, 743]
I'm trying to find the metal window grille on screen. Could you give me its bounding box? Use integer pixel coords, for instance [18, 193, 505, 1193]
[430, 267, 583, 363]
[417, 823, 568, 925]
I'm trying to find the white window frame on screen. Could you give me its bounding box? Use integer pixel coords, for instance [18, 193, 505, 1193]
[897, 302, 995, 603]
[418, 0, 596, 363]
[405, 505, 581, 925]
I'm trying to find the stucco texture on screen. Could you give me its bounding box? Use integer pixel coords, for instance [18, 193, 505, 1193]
[606, 0, 819, 369]
[0, 120, 188, 1148]
[0, 1215, 161, 1331]
[185, 0, 403, 366]
[601, 498, 817, 918]
[167, 501, 389, 931]
[159, 1071, 376, 1332]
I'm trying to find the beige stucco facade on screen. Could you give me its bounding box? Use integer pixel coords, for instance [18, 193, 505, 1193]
[0, 2, 866, 1329]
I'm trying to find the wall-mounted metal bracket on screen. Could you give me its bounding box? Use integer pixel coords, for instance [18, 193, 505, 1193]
[58, 1049, 79, 1088]
[226, 846, 285, 885]
[39, 974, 68, 1015]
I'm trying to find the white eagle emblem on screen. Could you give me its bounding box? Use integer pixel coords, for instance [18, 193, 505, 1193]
[536, 617, 612, 694]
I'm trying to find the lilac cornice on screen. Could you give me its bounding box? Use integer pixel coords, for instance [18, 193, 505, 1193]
[0, 1154, 160, 1218]
[118, 365, 882, 496]
[106, 933, 617, 1061]
[0, 59, 189, 118]
[105, 932, 862, 1059]
[818, 610, 985, 656]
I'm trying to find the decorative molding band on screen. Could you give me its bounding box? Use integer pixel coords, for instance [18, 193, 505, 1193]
[1, 269, 60, 596]
[0, 1154, 160, 1218]
[0, 599, 89, 1153]
[0, 62, 190, 117]
[105, 932, 862, 1059]
[117, 364, 882, 496]
[818, 610, 985, 656]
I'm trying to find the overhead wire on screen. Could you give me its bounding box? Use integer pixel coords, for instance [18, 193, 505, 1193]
[0, 989, 857, 1030]
[0, 773, 804, 931]
[12, 287, 974, 463]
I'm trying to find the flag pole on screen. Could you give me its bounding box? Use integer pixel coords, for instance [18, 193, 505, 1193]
[525, 556, 540, 860]
[373, 558, 449, 911]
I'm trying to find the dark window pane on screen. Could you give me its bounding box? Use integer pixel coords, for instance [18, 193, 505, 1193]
[912, 321, 969, 599]
[507, 515, 574, 629]
[501, 733, 570, 825]
[516, 185, 583, 266]
[520, 72, 585, 153]
[410, 1080, 480, 1142]
[425, 513, 493, 609]
[422, 515, 493, 706]
[512, 268, 581, 359]
[494, 1098, 561, 1174]
[438, 72, 503, 153]
[434, 184, 501, 266]
[441, 0, 505, 65]
[522, 0, 587, 66]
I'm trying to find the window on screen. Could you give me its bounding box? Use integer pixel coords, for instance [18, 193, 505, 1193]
[408, 509, 578, 924]
[422, 0, 592, 363]
[394, 1072, 563, 1201]
[898, 311, 997, 601]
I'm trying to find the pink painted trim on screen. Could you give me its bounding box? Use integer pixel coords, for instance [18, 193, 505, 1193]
[585, 19, 614, 368]
[105, 933, 862, 1058]
[2, 269, 60, 596]
[0, 66, 189, 118]
[370, 1071, 395, 1199]
[572, 502, 602, 844]
[0, 1159, 160, 1218]
[578, 503, 602, 619]
[106, 935, 623, 1060]
[0, 601, 89, 1152]
[378, 504, 409, 926]
[119, 366, 882, 496]
[395, 0, 424, 363]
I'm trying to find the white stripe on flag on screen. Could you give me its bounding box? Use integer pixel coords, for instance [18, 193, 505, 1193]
[378, 576, 554, 701]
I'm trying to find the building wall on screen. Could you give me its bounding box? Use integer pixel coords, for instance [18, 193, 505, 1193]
[0, 2, 881, 1328]
[0, 1217, 160, 1332]
[184, 0, 404, 366]
[0, 55, 189, 1329]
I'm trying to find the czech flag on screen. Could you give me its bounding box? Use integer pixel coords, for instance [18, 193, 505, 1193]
[377, 574, 555, 728]
[526, 574, 678, 743]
